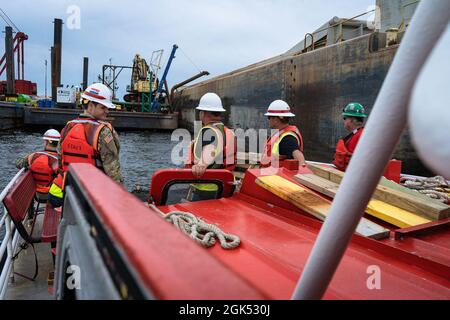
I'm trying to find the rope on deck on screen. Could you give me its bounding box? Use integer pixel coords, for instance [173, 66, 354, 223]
[401, 176, 450, 204]
[148, 204, 240, 249]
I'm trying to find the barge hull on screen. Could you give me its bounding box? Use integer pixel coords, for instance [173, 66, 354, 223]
[174, 33, 428, 175]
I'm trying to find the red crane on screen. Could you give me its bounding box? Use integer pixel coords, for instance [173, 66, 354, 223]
[0, 31, 37, 95]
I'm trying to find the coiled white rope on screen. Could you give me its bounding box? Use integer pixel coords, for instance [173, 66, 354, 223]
[148, 204, 240, 249]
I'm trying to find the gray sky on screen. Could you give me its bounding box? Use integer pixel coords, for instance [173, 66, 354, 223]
[1, 0, 374, 99]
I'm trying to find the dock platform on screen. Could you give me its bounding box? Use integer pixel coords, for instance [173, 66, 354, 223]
[0, 102, 179, 130]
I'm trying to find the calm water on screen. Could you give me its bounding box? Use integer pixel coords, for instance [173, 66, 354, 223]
[0, 129, 181, 245]
[0, 130, 179, 194]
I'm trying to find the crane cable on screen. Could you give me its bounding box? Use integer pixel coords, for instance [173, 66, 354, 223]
[0, 8, 21, 32]
[178, 46, 203, 74]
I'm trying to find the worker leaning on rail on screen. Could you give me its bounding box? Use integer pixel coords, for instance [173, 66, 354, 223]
[48, 83, 123, 207]
[185, 92, 236, 201]
[332, 102, 367, 171]
[260, 100, 306, 168]
[15, 129, 60, 201]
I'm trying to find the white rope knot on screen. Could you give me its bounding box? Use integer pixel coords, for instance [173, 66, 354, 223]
[148, 204, 240, 249]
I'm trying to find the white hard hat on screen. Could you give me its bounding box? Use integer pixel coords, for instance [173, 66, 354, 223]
[196, 92, 226, 112]
[264, 100, 296, 117]
[81, 83, 116, 109]
[43, 129, 61, 142]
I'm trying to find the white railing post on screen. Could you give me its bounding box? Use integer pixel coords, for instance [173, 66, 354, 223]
[0, 169, 25, 300]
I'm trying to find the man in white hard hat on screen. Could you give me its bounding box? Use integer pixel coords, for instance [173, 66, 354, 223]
[57, 83, 123, 185]
[260, 100, 306, 168]
[185, 92, 236, 200]
[15, 129, 60, 199]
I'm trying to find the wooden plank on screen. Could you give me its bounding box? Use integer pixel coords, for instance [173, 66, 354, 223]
[256, 175, 390, 239]
[307, 163, 344, 184]
[294, 174, 432, 228]
[294, 173, 339, 198]
[379, 176, 442, 203]
[307, 163, 450, 221]
[366, 200, 431, 228]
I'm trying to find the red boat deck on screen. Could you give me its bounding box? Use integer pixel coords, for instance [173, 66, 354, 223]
[161, 194, 450, 300]
[66, 164, 450, 299]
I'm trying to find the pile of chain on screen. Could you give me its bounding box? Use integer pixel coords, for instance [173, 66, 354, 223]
[148, 204, 240, 249]
[401, 176, 450, 204]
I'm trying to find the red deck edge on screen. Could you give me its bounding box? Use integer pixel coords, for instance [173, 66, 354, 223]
[69, 164, 267, 300]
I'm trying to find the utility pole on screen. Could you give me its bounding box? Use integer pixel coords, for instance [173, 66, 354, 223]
[82, 57, 89, 90]
[51, 18, 63, 103]
[5, 26, 15, 94]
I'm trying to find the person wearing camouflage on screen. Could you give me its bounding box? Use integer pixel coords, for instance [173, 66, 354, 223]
[48, 83, 123, 208]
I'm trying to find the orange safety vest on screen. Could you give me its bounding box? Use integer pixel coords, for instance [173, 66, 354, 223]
[185, 123, 236, 171]
[333, 128, 363, 172]
[60, 117, 113, 171]
[261, 125, 303, 167]
[28, 151, 59, 194]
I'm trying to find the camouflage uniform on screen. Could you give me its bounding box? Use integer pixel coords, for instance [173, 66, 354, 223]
[97, 122, 123, 184]
[15, 156, 30, 170]
[58, 113, 124, 184]
[15, 149, 57, 170]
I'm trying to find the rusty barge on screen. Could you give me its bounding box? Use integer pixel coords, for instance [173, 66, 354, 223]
[0, 102, 178, 131]
[173, 0, 426, 174]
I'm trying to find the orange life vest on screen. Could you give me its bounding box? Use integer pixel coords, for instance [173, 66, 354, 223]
[332, 139, 352, 171]
[60, 118, 113, 171]
[52, 171, 67, 192]
[333, 128, 363, 171]
[261, 125, 303, 167]
[28, 151, 59, 194]
[185, 123, 236, 171]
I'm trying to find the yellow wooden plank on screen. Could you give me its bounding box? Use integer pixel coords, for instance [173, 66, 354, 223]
[366, 200, 431, 228]
[257, 175, 330, 221]
[294, 173, 432, 228]
[256, 175, 389, 239]
[306, 163, 450, 221]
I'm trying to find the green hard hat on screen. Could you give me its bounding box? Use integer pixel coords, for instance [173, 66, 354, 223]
[342, 102, 367, 118]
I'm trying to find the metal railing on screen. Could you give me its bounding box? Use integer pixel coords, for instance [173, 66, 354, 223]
[302, 9, 376, 52]
[0, 168, 25, 300]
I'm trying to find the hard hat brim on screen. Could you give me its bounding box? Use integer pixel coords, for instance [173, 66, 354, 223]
[81, 93, 116, 109]
[43, 137, 60, 142]
[196, 106, 226, 112]
[342, 112, 367, 118]
[265, 112, 296, 117]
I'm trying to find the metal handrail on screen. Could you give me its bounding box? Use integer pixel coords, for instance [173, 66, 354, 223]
[301, 9, 375, 53]
[311, 9, 375, 37]
[304, 33, 314, 51]
[0, 168, 25, 299]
